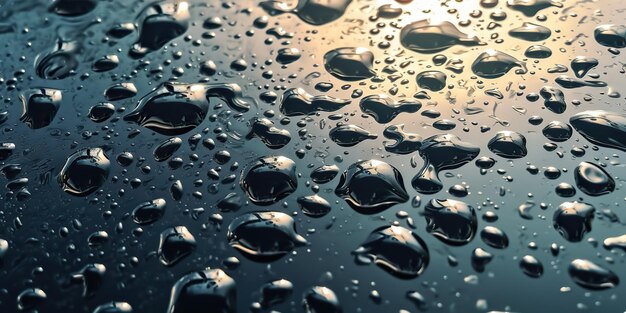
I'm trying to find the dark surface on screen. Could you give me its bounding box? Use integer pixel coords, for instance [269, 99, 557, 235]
[0, 0, 625, 312]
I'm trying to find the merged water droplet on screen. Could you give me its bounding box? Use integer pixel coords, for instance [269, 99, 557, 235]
[335, 159, 409, 214]
[383, 124, 422, 155]
[568, 259, 619, 290]
[240, 156, 297, 205]
[58, 147, 110, 196]
[359, 94, 421, 123]
[471, 247, 493, 273]
[412, 134, 480, 194]
[280, 88, 350, 116]
[603, 234, 626, 251]
[20, 88, 62, 129]
[353, 225, 429, 278]
[227, 211, 307, 261]
[246, 118, 291, 149]
[569, 110, 626, 152]
[400, 20, 484, 53]
[329, 124, 378, 147]
[423, 199, 477, 246]
[323, 47, 375, 81]
[553, 201, 595, 242]
[71, 263, 106, 298]
[540, 86, 566, 114]
[166, 268, 236, 313]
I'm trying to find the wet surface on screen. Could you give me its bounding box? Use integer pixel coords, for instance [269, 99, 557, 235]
[0, 0, 625, 312]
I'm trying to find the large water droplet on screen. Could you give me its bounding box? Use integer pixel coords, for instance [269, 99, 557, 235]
[568, 259, 619, 290]
[335, 160, 409, 214]
[423, 199, 477, 246]
[353, 225, 429, 278]
[58, 147, 110, 196]
[487, 131, 527, 159]
[166, 268, 236, 313]
[324, 47, 375, 81]
[412, 134, 480, 194]
[158, 226, 196, 266]
[569, 110, 626, 152]
[400, 20, 484, 53]
[227, 211, 307, 261]
[553, 201, 595, 242]
[471, 50, 527, 78]
[240, 156, 297, 205]
[20, 88, 62, 129]
[574, 162, 615, 196]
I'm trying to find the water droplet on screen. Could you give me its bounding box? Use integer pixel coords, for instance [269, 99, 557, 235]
[569, 110, 626, 152]
[167, 268, 236, 313]
[542, 121, 572, 142]
[508, 22, 551, 41]
[302, 286, 342, 313]
[480, 226, 509, 249]
[297, 194, 332, 217]
[132, 198, 166, 225]
[594, 24, 626, 48]
[574, 162, 615, 196]
[280, 88, 350, 116]
[400, 20, 484, 53]
[471, 50, 527, 78]
[423, 199, 477, 246]
[568, 259, 619, 290]
[158, 226, 196, 266]
[58, 147, 110, 196]
[353, 225, 429, 278]
[20, 88, 62, 129]
[383, 124, 422, 154]
[310, 165, 340, 184]
[519, 255, 543, 278]
[412, 134, 480, 194]
[227, 211, 307, 261]
[553, 201, 595, 242]
[130, 1, 189, 58]
[240, 156, 297, 205]
[359, 94, 421, 123]
[324, 47, 375, 81]
[335, 159, 409, 214]
[329, 124, 378, 147]
[487, 131, 527, 159]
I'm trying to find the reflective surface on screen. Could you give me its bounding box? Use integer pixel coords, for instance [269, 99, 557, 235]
[0, 0, 625, 312]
